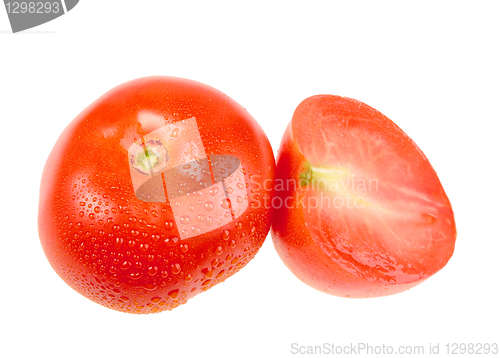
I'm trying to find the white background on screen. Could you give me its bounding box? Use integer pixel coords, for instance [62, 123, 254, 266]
[1, 1, 499, 357]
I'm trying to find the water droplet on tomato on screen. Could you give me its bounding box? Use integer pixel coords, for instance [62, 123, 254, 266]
[201, 267, 214, 279]
[209, 187, 219, 196]
[171, 263, 181, 274]
[220, 198, 231, 210]
[129, 271, 143, 280]
[180, 216, 190, 224]
[168, 289, 179, 299]
[204, 201, 214, 211]
[165, 236, 179, 246]
[140, 283, 157, 291]
[221, 229, 230, 241]
[120, 261, 132, 270]
[147, 265, 158, 276]
[115, 238, 123, 250]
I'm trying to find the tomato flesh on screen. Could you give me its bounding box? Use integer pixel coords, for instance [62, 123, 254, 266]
[272, 95, 456, 297]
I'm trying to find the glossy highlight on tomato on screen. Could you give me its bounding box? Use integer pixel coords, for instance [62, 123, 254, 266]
[38, 77, 275, 313]
[271, 95, 456, 298]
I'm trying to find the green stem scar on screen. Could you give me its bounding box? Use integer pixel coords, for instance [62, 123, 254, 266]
[130, 139, 169, 176]
[299, 161, 350, 190]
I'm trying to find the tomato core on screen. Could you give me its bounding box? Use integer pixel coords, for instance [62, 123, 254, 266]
[299, 161, 350, 192]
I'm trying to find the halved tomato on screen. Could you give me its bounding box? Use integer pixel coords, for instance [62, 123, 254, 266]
[272, 95, 456, 297]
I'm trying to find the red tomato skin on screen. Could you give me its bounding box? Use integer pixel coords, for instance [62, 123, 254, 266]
[271, 96, 456, 298]
[39, 77, 275, 313]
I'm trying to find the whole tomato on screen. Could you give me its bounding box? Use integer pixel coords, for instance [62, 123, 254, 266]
[272, 95, 456, 298]
[39, 77, 275, 313]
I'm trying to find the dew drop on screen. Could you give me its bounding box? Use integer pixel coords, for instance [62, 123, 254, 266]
[220, 198, 231, 210]
[201, 267, 214, 279]
[214, 246, 223, 255]
[209, 187, 219, 196]
[221, 229, 230, 241]
[171, 263, 181, 274]
[120, 261, 132, 270]
[147, 266, 158, 276]
[130, 271, 143, 280]
[168, 289, 179, 299]
[165, 236, 179, 246]
[204, 201, 214, 211]
[140, 283, 157, 291]
[114, 238, 123, 250]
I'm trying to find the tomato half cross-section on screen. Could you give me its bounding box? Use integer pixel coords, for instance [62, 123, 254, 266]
[271, 95, 456, 298]
[38, 77, 275, 313]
